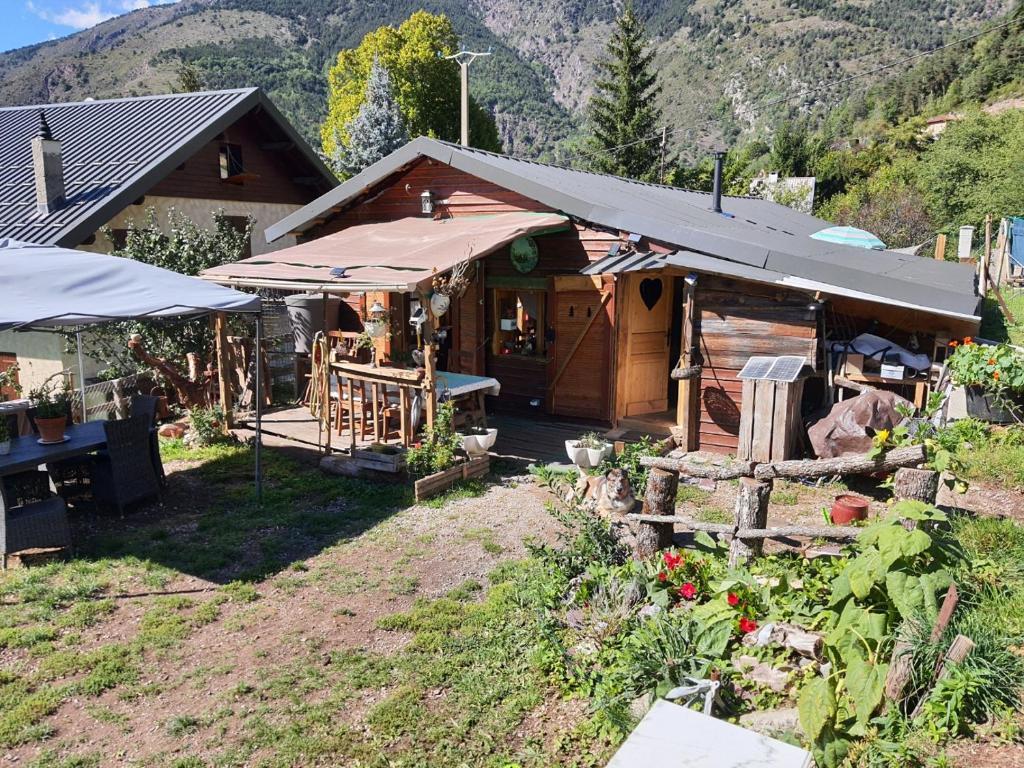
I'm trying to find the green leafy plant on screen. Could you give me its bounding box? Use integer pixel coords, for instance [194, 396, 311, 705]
[28, 374, 71, 420]
[0, 363, 21, 400]
[187, 406, 227, 448]
[946, 337, 1024, 392]
[600, 435, 660, 489]
[406, 401, 462, 477]
[575, 431, 608, 451]
[798, 501, 961, 767]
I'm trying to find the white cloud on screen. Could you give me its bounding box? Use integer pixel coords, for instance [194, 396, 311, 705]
[26, 0, 176, 30]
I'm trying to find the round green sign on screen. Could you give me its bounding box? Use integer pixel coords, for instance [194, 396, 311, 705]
[510, 236, 539, 274]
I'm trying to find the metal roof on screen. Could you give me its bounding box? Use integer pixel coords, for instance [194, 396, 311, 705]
[266, 137, 979, 321]
[0, 88, 336, 247]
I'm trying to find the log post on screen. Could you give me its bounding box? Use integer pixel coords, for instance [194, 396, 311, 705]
[892, 467, 939, 504]
[213, 312, 234, 433]
[729, 477, 772, 567]
[424, 344, 437, 432]
[634, 467, 678, 559]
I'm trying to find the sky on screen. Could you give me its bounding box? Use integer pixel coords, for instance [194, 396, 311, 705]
[1, 1, 178, 53]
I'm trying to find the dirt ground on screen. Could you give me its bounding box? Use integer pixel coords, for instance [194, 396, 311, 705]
[3, 462, 565, 766]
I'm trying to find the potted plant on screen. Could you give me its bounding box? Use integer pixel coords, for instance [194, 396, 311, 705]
[29, 375, 72, 444]
[459, 425, 498, 456]
[0, 362, 21, 403]
[829, 494, 869, 525]
[0, 416, 10, 456]
[947, 337, 1024, 423]
[565, 431, 614, 469]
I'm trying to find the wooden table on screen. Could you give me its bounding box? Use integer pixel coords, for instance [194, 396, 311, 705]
[0, 421, 107, 478]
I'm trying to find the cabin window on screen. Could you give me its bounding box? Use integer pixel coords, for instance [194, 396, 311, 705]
[219, 143, 244, 179]
[491, 288, 545, 357]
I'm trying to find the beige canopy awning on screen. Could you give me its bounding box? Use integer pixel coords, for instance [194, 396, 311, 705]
[202, 211, 570, 293]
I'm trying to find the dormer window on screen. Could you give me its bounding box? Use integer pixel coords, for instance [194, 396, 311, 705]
[219, 143, 244, 180]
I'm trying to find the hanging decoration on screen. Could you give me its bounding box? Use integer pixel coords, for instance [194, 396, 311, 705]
[510, 236, 539, 273]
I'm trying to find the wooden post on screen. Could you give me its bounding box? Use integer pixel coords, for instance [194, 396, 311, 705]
[893, 467, 939, 504]
[729, 477, 772, 567]
[635, 467, 678, 559]
[424, 343, 437, 432]
[934, 233, 947, 261]
[213, 313, 234, 433]
[982, 213, 992, 296]
[346, 378, 356, 451]
[399, 386, 410, 446]
[675, 276, 699, 450]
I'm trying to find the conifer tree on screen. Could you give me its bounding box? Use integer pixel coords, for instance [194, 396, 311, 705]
[587, 2, 664, 181]
[334, 57, 409, 177]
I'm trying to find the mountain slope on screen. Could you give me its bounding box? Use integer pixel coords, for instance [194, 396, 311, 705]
[0, 0, 1014, 162]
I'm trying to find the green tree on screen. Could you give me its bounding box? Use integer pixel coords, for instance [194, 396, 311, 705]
[174, 61, 205, 93]
[320, 11, 500, 165]
[81, 210, 253, 378]
[587, 2, 664, 181]
[769, 120, 814, 176]
[334, 57, 409, 176]
[917, 110, 1024, 233]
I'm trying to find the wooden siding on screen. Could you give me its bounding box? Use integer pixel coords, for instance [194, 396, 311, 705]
[549, 278, 615, 421]
[148, 111, 314, 206]
[305, 157, 622, 419]
[696, 278, 818, 454]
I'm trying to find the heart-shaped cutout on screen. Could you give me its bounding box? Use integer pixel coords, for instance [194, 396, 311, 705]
[639, 278, 663, 311]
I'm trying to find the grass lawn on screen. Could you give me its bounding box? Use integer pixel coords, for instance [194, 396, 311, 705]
[0, 441, 607, 767]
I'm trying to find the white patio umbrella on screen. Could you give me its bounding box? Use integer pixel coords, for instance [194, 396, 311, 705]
[810, 225, 886, 250]
[0, 239, 266, 501]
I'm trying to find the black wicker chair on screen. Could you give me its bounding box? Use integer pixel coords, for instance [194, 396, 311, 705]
[90, 414, 162, 516]
[1, 473, 71, 570]
[1, 414, 55, 507]
[129, 395, 166, 487]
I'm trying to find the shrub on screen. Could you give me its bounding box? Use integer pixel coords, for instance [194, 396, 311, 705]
[406, 401, 462, 477]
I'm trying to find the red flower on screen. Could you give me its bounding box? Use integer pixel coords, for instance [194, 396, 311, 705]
[738, 617, 758, 634]
[948, 340, 959, 348]
[679, 582, 697, 600]
[727, 592, 740, 607]
[989, 358, 998, 366]
[964, 336, 974, 345]
[994, 371, 1001, 381]
[663, 551, 683, 570]
[657, 571, 668, 583]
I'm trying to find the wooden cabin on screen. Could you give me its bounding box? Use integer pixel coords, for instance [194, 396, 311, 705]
[205, 138, 981, 455]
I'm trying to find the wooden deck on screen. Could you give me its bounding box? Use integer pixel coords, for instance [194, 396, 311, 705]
[234, 405, 653, 468]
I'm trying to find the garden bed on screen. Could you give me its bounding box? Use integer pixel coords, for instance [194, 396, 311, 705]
[414, 454, 490, 501]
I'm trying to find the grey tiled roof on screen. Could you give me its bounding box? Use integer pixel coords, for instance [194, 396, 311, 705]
[0, 88, 334, 247]
[267, 137, 979, 320]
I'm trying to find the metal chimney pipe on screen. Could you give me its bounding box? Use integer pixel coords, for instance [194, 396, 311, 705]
[711, 151, 725, 214]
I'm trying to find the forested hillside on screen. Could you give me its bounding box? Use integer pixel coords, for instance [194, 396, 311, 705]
[0, 0, 1013, 161]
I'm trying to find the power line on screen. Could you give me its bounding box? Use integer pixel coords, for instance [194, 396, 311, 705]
[569, 14, 1020, 162]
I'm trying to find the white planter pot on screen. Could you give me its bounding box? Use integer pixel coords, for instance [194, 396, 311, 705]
[565, 440, 613, 469]
[461, 428, 497, 456]
[0, 440, 9, 456]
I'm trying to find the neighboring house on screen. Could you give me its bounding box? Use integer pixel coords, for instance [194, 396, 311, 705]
[0, 88, 336, 390]
[210, 137, 979, 455]
[923, 113, 963, 138]
[749, 172, 816, 214]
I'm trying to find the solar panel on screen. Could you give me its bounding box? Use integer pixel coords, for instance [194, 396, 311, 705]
[737, 355, 807, 382]
[737, 356, 775, 380]
[766, 356, 807, 382]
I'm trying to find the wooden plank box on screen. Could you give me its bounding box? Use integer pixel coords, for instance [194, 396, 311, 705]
[352, 446, 406, 474]
[414, 455, 490, 502]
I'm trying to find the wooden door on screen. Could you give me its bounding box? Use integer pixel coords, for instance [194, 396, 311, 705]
[619, 273, 673, 417]
[549, 276, 613, 420]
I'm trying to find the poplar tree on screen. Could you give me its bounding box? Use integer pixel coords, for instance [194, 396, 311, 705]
[587, 3, 664, 181]
[334, 58, 409, 177]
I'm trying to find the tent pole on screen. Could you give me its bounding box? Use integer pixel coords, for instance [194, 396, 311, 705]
[254, 313, 263, 506]
[75, 330, 88, 423]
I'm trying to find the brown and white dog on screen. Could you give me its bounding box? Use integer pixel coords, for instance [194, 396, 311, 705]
[574, 468, 638, 518]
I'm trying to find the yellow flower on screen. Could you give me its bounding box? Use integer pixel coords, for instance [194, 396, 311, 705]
[876, 429, 890, 443]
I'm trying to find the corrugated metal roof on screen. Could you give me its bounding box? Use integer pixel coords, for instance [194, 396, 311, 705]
[266, 137, 979, 321]
[0, 88, 335, 247]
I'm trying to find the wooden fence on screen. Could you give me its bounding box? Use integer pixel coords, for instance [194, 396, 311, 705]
[628, 444, 934, 565]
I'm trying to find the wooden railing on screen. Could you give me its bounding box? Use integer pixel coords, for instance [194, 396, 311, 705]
[628, 444, 933, 565]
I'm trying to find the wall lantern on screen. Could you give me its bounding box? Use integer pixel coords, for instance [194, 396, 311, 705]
[420, 189, 434, 216]
[365, 300, 389, 339]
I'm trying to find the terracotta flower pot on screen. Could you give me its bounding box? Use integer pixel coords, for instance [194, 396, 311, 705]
[831, 493, 869, 525]
[36, 415, 67, 443]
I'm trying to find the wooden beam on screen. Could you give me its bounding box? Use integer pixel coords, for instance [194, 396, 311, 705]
[934, 233, 947, 261]
[213, 313, 233, 433]
[640, 454, 756, 480]
[625, 515, 863, 540]
[676, 277, 698, 449]
[753, 444, 925, 481]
